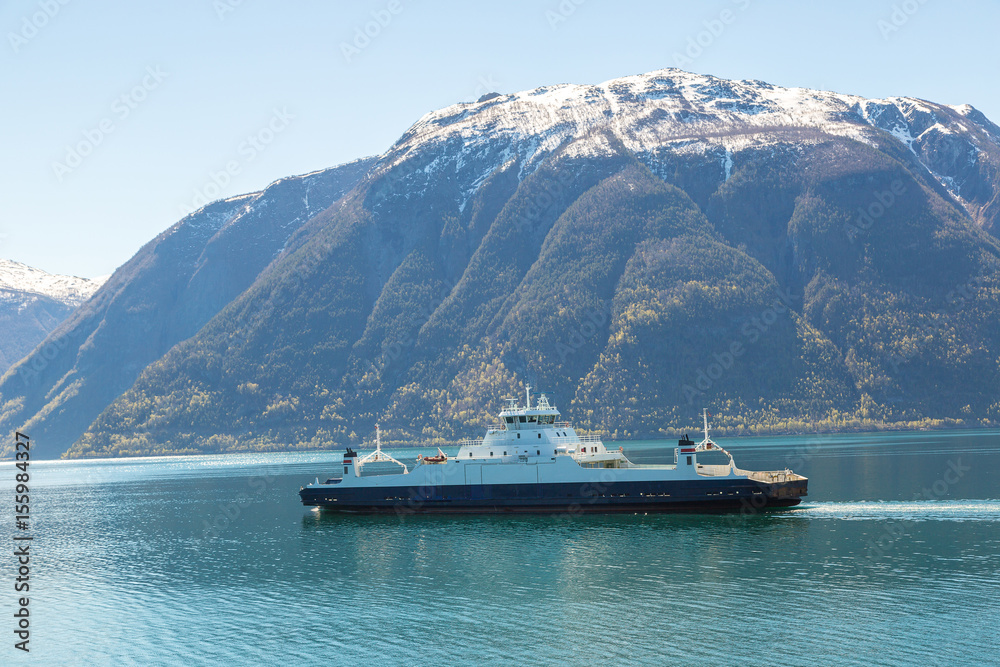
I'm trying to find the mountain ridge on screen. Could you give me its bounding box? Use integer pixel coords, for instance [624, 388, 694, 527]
[0, 258, 106, 307]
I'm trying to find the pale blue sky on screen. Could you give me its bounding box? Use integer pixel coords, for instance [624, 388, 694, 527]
[3, 0, 997, 277]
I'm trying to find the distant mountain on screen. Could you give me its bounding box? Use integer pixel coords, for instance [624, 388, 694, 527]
[0, 158, 375, 458]
[0, 259, 105, 374]
[3, 68, 999, 459]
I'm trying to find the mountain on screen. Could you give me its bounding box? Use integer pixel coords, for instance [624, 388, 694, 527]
[0, 158, 375, 458]
[3, 68, 1000, 459]
[0, 259, 106, 374]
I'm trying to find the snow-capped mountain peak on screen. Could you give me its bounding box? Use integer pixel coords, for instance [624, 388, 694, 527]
[377, 68, 999, 230]
[397, 69, 986, 158]
[0, 259, 107, 307]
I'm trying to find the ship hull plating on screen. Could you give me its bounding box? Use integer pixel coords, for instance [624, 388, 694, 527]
[299, 478, 806, 514]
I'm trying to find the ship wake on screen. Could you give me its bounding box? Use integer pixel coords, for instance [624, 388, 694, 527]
[786, 499, 1000, 522]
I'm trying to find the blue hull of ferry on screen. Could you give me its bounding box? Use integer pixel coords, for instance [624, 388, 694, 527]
[299, 477, 806, 514]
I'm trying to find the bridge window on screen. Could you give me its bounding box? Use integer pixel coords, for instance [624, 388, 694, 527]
[518, 416, 526, 423]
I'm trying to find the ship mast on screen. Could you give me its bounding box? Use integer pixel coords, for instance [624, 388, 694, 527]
[697, 408, 733, 466]
[698, 408, 719, 449]
[525, 384, 531, 409]
[357, 423, 409, 473]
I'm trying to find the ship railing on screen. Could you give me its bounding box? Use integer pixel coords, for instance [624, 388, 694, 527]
[459, 438, 484, 448]
[696, 463, 734, 477]
[738, 469, 806, 483]
[358, 459, 409, 475]
[552, 433, 604, 446]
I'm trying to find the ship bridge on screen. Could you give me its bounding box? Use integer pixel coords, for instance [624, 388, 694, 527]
[454, 386, 619, 465]
[497, 390, 563, 430]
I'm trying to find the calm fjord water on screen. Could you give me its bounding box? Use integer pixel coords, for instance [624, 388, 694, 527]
[4, 429, 999, 666]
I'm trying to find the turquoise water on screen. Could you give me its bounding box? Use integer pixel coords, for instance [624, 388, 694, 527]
[3, 429, 999, 665]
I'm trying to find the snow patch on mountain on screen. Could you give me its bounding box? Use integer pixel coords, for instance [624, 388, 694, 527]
[888, 121, 917, 154]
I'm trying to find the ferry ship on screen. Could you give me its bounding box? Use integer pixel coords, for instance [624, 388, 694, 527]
[299, 390, 807, 513]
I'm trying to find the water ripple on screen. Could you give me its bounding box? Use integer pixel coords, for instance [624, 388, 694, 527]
[9, 431, 1000, 665]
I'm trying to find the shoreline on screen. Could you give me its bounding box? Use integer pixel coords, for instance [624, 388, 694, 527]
[23, 420, 1000, 461]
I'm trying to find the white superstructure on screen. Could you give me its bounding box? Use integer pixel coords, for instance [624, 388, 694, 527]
[454, 387, 617, 466]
